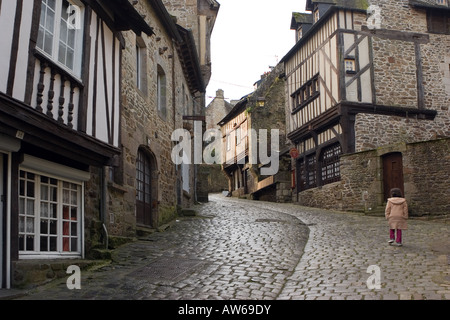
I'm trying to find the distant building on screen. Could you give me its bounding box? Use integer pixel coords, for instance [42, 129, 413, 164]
[205, 89, 233, 131]
[219, 64, 292, 202]
[282, 0, 450, 215]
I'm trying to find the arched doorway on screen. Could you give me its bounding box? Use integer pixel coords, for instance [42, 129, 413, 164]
[382, 152, 404, 201]
[136, 148, 158, 227]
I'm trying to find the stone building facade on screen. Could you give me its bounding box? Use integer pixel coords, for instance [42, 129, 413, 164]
[203, 89, 233, 193]
[283, 0, 450, 216]
[219, 64, 292, 202]
[105, 0, 218, 240]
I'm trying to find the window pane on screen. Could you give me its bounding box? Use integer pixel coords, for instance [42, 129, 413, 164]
[27, 200, 34, 215]
[71, 238, 77, 252]
[40, 203, 48, 218]
[71, 223, 77, 236]
[50, 220, 57, 235]
[41, 185, 49, 201]
[44, 31, 54, 55]
[40, 237, 48, 252]
[47, 0, 56, 10]
[41, 220, 48, 234]
[19, 217, 25, 233]
[26, 236, 34, 251]
[27, 181, 35, 197]
[71, 191, 77, 205]
[71, 207, 77, 221]
[50, 237, 57, 251]
[19, 236, 25, 251]
[63, 237, 70, 252]
[51, 203, 57, 218]
[63, 222, 70, 236]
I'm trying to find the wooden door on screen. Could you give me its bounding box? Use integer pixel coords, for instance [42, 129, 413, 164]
[136, 150, 153, 227]
[383, 152, 404, 201]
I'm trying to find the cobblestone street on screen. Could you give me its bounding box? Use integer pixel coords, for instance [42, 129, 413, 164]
[9, 193, 450, 301]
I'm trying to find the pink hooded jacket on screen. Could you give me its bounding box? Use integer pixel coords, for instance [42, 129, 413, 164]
[385, 197, 408, 230]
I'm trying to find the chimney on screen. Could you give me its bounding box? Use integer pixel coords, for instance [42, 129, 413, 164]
[216, 89, 224, 98]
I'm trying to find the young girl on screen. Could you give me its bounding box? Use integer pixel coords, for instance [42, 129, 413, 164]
[385, 188, 408, 246]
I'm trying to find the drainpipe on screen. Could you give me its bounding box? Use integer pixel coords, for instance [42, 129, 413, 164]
[171, 39, 180, 208]
[6, 153, 12, 288]
[101, 166, 108, 249]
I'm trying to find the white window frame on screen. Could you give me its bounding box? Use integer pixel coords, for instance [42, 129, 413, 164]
[18, 155, 89, 259]
[37, 0, 85, 78]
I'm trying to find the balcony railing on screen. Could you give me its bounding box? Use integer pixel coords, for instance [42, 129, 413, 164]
[32, 50, 84, 130]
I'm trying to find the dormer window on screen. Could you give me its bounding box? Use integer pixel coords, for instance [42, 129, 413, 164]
[436, 0, 448, 6]
[314, 9, 320, 23]
[297, 26, 303, 41]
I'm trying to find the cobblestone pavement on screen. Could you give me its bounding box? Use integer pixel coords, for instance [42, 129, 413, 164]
[11, 194, 450, 300]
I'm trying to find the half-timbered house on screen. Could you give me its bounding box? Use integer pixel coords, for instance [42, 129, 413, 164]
[282, 0, 450, 215]
[0, 0, 153, 288]
[219, 64, 292, 202]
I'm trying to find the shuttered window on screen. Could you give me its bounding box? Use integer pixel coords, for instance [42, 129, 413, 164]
[427, 10, 450, 34]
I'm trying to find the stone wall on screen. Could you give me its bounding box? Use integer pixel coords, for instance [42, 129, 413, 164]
[106, 1, 193, 237]
[403, 138, 450, 216]
[353, 1, 450, 151]
[354, 114, 437, 152]
[295, 138, 450, 217]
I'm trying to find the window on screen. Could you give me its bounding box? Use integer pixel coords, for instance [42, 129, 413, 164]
[345, 58, 356, 74]
[436, 0, 448, 6]
[157, 65, 167, 119]
[292, 75, 320, 113]
[236, 127, 241, 145]
[314, 9, 320, 23]
[297, 26, 303, 41]
[227, 134, 232, 151]
[320, 143, 342, 185]
[296, 154, 317, 191]
[136, 37, 147, 94]
[427, 10, 450, 34]
[19, 170, 81, 255]
[37, 0, 84, 76]
[306, 154, 317, 188]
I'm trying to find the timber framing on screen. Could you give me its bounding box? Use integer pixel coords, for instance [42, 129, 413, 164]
[287, 102, 437, 153]
[0, 92, 120, 167]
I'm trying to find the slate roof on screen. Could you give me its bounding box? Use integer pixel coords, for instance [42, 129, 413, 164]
[291, 12, 313, 29]
[306, 0, 370, 11]
[409, 0, 450, 10]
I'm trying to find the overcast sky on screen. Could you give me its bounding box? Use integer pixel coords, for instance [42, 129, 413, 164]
[206, 0, 307, 104]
